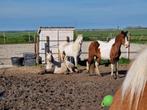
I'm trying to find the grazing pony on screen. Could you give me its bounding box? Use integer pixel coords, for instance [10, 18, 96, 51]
[87, 31, 129, 78]
[45, 51, 75, 74]
[59, 35, 83, 67]
[109, 48, 147, 110]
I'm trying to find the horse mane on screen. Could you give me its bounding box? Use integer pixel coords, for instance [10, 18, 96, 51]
[121, 48, 147, 110]
[108, 38, 115, 43]
[75, 34, 83, 43]
[115, 31, 128, 42]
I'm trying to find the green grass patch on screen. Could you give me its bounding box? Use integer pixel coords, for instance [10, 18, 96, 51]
[0, 31, 36, 44]
[99, 57, 130, 65]
[0, 28, 147, 44]
[75, 28, 147, 44]
[118, 58, 130, 64]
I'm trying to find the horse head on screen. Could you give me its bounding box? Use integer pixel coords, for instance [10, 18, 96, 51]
[46, 51, 54, 63]
[116, 31, 129, 48]
[75, 34, 83, 46]
[121, 31, 130, 48]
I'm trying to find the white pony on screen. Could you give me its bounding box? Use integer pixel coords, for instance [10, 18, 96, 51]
[45, 51, 76, 74]
[110, 48, 147, 110]
[59, 34, 83, 67]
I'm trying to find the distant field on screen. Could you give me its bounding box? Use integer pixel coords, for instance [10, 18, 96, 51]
[0, 28, 147, 44]
[75, 28, 147, 43]
[0, 31, 36, 44]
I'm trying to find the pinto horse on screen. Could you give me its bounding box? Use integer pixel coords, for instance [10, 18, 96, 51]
[87, 31, 129, 78]
[110, 48, 147, 110]
[86, 41, 101, 75]
[59, 34, 83, 67]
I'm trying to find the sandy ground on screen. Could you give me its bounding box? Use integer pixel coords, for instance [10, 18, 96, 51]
[0, 64, 128, 110]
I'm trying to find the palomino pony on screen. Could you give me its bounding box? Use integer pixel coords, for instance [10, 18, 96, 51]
[45, 51, 76, 74]
[59, 34, 83, 67]
[110, 48, 147, 110]
[87, 31, 129, 78]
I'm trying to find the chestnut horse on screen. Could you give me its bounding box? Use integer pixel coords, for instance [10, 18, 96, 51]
[87, 31, 129, 78]
[110, 48, 147, 110]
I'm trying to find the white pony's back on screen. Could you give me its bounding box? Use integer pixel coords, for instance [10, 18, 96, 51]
[122, 48, 147, 110]
[97, 38, 115, 59]
[59, 35, 83, 56]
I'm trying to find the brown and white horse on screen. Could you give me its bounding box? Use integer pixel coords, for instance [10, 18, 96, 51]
[86, 41, 101, 75]
[87, 31, 129, 78]
[110, 48, 147, 110]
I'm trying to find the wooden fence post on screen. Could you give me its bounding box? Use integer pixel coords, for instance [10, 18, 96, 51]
[36, 34, 39, 64]
[46, 36, 50, 52]
[57, 30, 60, 61]
[127, 34, 131, 60]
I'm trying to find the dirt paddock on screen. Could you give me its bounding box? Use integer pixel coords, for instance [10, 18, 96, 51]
[0, 65, 128, 110]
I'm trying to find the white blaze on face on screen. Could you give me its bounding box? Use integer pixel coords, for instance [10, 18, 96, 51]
[124, 35, 129, 48]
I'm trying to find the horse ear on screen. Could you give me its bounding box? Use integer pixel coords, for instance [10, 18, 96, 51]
[49, 50, 52, 54]
[125, 31, 128, 34]
[121, 31, 125, 34]
[97, 41, 100, 47]
[63, 51, 66, 56]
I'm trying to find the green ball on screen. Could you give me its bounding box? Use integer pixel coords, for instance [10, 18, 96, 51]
[101, 95, 113, 107]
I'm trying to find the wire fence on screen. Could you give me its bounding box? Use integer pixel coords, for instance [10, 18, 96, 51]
[1, 31, 147, 44]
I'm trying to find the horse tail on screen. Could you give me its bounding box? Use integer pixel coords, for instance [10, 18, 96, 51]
[95, 41, 101, 64]
[121, 48, 147, 110]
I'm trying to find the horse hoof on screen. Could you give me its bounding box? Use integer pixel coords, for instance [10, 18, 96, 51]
[64, 72, 69, 75]
[98, 74, 102, 77]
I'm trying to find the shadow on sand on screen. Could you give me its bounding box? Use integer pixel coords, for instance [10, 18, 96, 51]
[101, 70, 127, 78]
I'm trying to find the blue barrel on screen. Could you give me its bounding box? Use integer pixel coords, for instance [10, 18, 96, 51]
[23, 58, 36, 66]
[11, 57, 24, 66]
[23, 52, 36, 59]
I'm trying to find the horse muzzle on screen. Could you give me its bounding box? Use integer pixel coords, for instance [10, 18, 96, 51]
[125, 44, 130, 48]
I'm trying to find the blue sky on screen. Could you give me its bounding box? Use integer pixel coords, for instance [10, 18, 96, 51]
[0, 0, 147, 30]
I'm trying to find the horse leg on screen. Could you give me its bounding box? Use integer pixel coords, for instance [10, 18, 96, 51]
[67, 66, 73, 73]
[66, 62, 74, 73]
[86, 61, 89, 72]
[111, 63, 117, 79]
[74, 56, 78, 67]
[87, 56, 93, 73]
[59, 52, 63, 61]
[115, 62, 119, 78]
[111, 64, 114, 76]
[94, 60, 100, 76]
